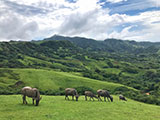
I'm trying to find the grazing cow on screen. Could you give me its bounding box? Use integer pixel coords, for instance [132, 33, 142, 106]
[21, 86, 42, 106]
[119, 95, 127, 101]
[65, 88, 79, 101]
[84, 91, 98, 101]
[97, 89, 113, 102]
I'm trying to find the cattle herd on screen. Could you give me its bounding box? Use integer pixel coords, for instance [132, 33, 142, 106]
[21, 86, 127, 106]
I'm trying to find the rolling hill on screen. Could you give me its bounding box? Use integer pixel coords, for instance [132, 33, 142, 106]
[0, 68, 137, 95]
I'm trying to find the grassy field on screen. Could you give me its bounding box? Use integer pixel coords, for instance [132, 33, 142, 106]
[0, 95, 160, 120]
[0, 68, 137, 94]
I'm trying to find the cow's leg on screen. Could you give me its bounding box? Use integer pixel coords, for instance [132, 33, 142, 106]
[22, 95, 25, 104]
[85, 95, 87, 101]
[65, 95, 67, 100]
[72, 95, 74, 100]
[98, 95, 100, 101]
[65, 95, 69, 100]
[32, 99, 34, 105]
[107, 97, 110, 102]
[104, 97, 106, 102]
[98, 95, 102, 101]
[92, 97, 95, 101]
[89, 97, 91, 101]
[91, 97, 93, 101]
[23, 95, 27, 104]
[25, 98, 28, 104]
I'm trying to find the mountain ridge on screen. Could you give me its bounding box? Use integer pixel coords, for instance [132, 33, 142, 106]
[43, 35, 160, 54]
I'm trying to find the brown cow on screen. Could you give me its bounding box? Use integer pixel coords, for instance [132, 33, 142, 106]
[21, 86, 42, 106]
[84, 91, 98, 101]
[65, 88, 79, 101]
[97, 89, 113, 102]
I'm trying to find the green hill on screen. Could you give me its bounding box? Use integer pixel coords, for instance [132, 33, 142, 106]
[0, 95, 160, 120]
[1, 36, 160, 105]
[0, 68, 136, 96]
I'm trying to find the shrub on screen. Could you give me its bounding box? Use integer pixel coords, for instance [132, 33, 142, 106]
[123, 67, 138, 74]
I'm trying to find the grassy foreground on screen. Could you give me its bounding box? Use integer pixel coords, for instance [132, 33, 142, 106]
[0, 95, 160, 120]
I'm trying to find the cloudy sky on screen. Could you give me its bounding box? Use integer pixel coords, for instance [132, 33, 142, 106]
[0, 0, 160, 42]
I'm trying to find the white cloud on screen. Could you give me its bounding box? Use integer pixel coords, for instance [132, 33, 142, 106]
[107, 11, 160, 41]
[108, 26, 133, 38]
[110, 0, 156, 14]
[106, 0, 127, 3]
[0, 0, 110, 40]
[112, 24, 160, 42]
[125, 11, 160, 24]
[150, 0, 160, 7]
[0, 0, 160, 42]
[0, 9, 38, 41]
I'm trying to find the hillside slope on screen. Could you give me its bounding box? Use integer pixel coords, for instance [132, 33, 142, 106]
[0, 68, 136, 95]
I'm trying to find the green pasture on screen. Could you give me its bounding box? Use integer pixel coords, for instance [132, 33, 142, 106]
[0, 68, 136, 94]
[0, 95, 160, 120]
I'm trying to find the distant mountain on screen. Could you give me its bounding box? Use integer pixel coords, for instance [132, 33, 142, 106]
[43, 35, 160, 54]
[44, 35, 108, 51]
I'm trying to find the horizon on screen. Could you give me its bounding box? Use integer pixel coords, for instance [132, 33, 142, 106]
[1, 34, 160, 43]
[0, 0, 160, 42]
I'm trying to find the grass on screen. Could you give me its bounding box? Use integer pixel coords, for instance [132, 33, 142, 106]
[0, 95, 160, 120]
[0, 68, 137, 94]
[13, 68, 136, 92]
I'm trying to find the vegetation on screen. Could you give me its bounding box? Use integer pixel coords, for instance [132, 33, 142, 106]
[0, 35, 160, 105]
[0, 95, 160, 120]
[0, 68, 135, 95]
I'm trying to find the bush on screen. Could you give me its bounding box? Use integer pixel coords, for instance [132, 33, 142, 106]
[123, 67, 138, 74]
[107, 61, 114, 68]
